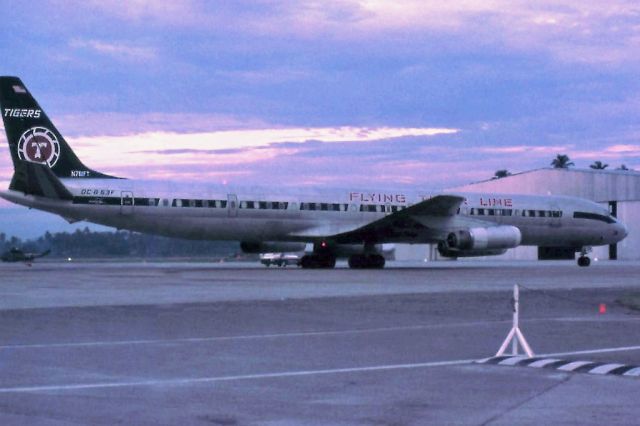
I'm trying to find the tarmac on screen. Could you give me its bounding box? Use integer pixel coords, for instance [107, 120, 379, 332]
[0, 260, 639, 425]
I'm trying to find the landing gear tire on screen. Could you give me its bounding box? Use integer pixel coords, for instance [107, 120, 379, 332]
[300, 254, 336, 269]
[348, 254, 386, 269]
[577, 256, 591, 267]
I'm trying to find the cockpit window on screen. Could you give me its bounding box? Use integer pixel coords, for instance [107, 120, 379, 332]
[573, 211, 615, 224]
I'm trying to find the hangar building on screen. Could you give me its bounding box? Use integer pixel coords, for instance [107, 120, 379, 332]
[400, 167, 640, 262]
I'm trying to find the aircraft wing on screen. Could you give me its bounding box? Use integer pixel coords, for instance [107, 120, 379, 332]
[292, 194, 467, 243]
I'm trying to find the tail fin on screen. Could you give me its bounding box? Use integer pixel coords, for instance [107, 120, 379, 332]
[35, 249, 51, 259]
[0, 76, 119, 179]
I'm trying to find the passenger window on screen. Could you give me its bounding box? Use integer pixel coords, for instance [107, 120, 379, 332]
[478, 209, 485, 216]
[162, 199, 169, 207]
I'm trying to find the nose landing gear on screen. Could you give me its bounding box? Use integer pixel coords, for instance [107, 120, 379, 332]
[577, 246, 592, 267]
[577, 256, 591, 267]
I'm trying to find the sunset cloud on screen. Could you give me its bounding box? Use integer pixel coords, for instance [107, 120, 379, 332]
[69, 39, 157, 61]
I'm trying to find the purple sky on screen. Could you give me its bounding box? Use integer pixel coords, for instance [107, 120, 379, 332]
[1, 1, 639, 238]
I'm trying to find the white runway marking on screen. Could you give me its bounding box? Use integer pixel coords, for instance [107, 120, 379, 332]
[543, 345, 640, 357]
[1, 315, 633, 350]
[528, 359, 561, 368]
[557, 361, 593, 371]
[0, 359, 476, 394]
[589, 364, 626, 375]
[0, 321, 510, 350]
[623, 367, 640, 377]
[2, 345, 640, 393]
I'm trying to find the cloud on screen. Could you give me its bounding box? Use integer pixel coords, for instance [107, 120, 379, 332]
[55, 1, 640, 66]
[68, 125, 457, 152]
[54, 112, 271, 137]
[58, 126, 456, 180]
[69, 39, 157, 61]
[215, 68, 314, 85]
[606, 144, 640, 155]
[478, 145, 572, 155]
[76, 0, 202, 26]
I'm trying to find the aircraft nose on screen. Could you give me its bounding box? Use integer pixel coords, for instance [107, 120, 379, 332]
[616, 221, 628, 241]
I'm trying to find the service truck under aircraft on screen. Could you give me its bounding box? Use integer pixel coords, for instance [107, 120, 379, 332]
[0, 77, 628, 268]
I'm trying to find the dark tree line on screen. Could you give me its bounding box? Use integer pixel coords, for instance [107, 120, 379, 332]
[0, 228, 240, 259]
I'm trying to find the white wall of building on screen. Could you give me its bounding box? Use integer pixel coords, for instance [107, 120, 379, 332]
[616, 200, 640, 260]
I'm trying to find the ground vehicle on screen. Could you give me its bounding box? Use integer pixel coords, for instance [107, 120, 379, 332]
[260, 253, 301, 267]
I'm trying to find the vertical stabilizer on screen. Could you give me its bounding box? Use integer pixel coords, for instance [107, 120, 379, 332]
[0, 76, 119, 179]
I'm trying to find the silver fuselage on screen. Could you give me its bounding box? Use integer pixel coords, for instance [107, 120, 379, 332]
[0, 178, 627, 249]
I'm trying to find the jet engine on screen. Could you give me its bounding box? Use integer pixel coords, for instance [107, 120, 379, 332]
[439, 225, 522, 258]
[437, 242, 508, 258]
[240, 241, 307, 254]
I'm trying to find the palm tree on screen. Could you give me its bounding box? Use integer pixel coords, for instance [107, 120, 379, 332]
[493, 169, 511, 179]
[551, 154, 574, 169]
[589, 161, 608, 170]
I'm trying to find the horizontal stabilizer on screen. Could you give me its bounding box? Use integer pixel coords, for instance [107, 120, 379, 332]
[9, 160, 73, 200]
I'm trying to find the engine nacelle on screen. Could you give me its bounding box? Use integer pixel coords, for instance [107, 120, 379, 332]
[437, 242, 508, 258]
[240, 241, 307, 254]
[445, 225, 522, 251]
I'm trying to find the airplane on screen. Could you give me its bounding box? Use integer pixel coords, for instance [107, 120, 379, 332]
[1, 247, 50, 263]
[0, 76, 628, 268]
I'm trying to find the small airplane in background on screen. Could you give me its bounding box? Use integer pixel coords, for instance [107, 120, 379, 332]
[1, 247, 50, 263]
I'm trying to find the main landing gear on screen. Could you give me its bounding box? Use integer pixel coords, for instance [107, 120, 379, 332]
[348, 254, 385, 269]
[577, 246, 591, 267]
[299, 254, 336, 269]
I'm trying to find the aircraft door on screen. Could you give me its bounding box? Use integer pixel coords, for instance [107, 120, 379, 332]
[550, 203, 561, 227]
[121, 191, 134, 215]
[228, 194, 238, 217]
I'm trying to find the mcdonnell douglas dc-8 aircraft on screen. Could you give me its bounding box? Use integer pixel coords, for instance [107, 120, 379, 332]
[0, 77, 628, 268]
